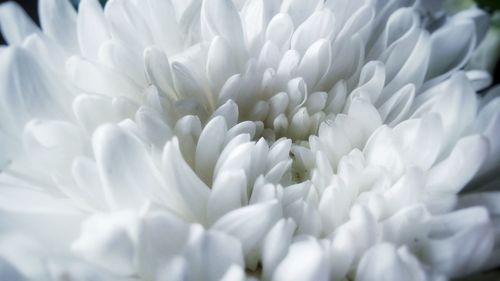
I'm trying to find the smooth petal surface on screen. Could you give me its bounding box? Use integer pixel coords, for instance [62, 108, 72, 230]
[0, 2, 39, 45]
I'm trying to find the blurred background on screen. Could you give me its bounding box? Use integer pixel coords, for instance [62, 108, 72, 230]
[0, 0, 499, 84]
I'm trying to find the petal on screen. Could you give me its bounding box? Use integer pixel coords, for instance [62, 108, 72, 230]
[425, 19, 476, 84]
[144, 0, 184, 56]
[104, 0, 152, 52]
[382, 31, 430, 100]
[451, 8, 489, 46]
[357, 244, 428, 281]
[212, 200, 282, 269]
[296, 39, 331, 89]
[0, 47, 69, 132]
[378, 84, 415, 126]
[392, 113, 443, 171]
[266, 13, 294, 51]
[206, 36, 238, 92]
[475, 96, 500, 174]
[135, 107, 173, 148]
[66, 56, 141, 99]
[0, 2, 39, 45]
[183, 226, 245, 281]
[39, 0, 78, 53]
[201, 0, 246, 62]
[144, 47, 176, 99]
[220, 265, 246, 281]
[413, 72, 478, 145]
[77, 0, 109, 59]
[162, 137, 210, 222]
[99, 40, 146, 86]
[72, 211, 137, 275]
[281, 0, 322, 26]
[348, 98, 383, 140]
[241, 0, 279, 54]
[272, 237, 329, 281]
[421, 207, 495, 277]
[426, 135, 489, 194]
[210, 100, 239, 128]
[92, 124, 164, 210]
[0, 257, 26, 281]
[207, 169, 248, 224]
[136, 210, 190, 280]
[262, 218, 297, 281]
[195, 116, 228, 184]
[291, 9, 335, 55]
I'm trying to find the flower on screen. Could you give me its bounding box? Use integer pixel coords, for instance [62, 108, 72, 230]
[0, 0, 499, 280]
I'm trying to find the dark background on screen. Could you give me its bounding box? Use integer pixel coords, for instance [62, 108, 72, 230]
[0, 0, 499, 84]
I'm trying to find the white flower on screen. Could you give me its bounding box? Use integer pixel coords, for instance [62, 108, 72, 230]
[0, 0, 499, 280]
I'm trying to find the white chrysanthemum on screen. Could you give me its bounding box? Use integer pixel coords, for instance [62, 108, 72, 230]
[0, 0, 499, 280]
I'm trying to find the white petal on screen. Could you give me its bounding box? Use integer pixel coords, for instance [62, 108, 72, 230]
[136, 210, 190, 280]
[475, 96, 500, 174]
[210, 100, 239, 128]
[349, 61, 385, 104]
[220, 265, 246, 281]
[413, 72, 478, 145]
[382, 29, 431, 98]
[0, 47, 69, 132]
[0, 2, 39, 45]
[392, 114, 443, 171]
[212, 200, 282, 269]
[136, 107, 173, 148]
[183, 226, 245, 281]
[144, 47, 176, 99]
[66, 56, 141, 99]
[266, 13, 294, 51]
[272, 237, 329, 281]
[104, 0, 152, 52]
[426, 135, 489, 194]
[39, 0, 78, 53]
[162, 138, 210, 222]
[144, 0, 184, 56]
[262, 218, 297, 281]
[319, 178, 354, 235]
[425, 19, 476, 84]
[207, 36, 238, 92]
[421, 207, 495, 277]
[0, 257, 26, 281]
[77, 0, 109, 59]
[92, 124, 163, 210]
[347, 98, 382, 139]
[241, 0, 278, 54]
[291, 9, 335, 55]
[207, 170, 248, 224]
[281, 0, 322, 26]
[452, 8, 489, 46]
[99, 40, 146, 86]
[296, 39, 331, 89]
[357, 244, 427, 281]
[195, 116, 228, 184]
[201, 0, 246, 62]
[378, 84, 415, 126]
[72, 212, 138, 275]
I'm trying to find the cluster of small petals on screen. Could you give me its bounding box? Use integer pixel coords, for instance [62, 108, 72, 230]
[0, 0, 499, 281]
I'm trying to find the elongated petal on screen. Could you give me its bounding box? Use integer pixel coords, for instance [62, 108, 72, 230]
[77, 0, 109, 59]
[39, 0, 78, 53]
[212, 200, 282, 269]
[0, 2, 39, 45]
[93, 124, 165, 210]
[272, 237, 329, 281]
[162, 138, 210, 222]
